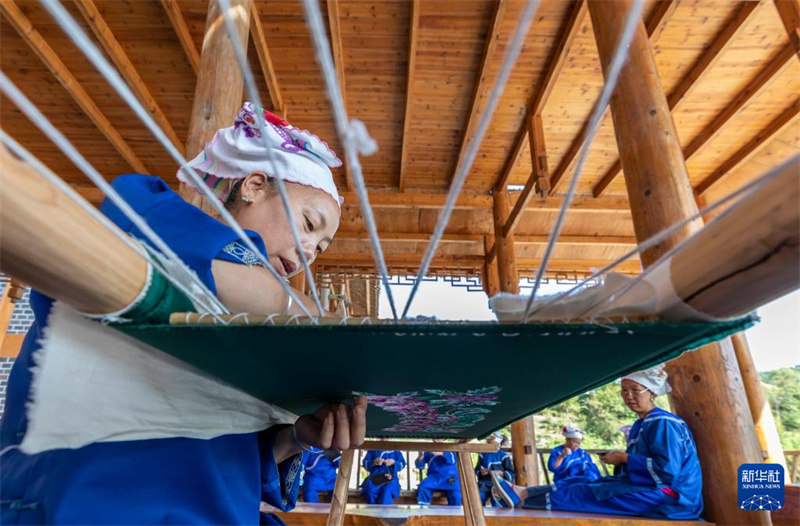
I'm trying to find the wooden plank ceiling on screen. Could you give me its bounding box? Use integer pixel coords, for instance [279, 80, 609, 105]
[1, 0, 798, 279]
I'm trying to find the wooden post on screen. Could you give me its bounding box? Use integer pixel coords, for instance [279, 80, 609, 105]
[588, 2, 770, 524]
[326, 448, 353, 526]
[182, 0, 253, 204]
[730, 333, 788, 470]
[456, 451, 486, 526]
[493, 190, 539, 486]
[482, 236, 500, 297]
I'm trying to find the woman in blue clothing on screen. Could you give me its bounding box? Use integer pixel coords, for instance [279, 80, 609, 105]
[547, 425, 601, 486]
[361, 450, 406, 504]
[416, 450, 462, 506]
[0, 103, 367, 525]
[475, 432, 515, 506]
[492, 365, 704, 520]
[302, 448, 341, 502]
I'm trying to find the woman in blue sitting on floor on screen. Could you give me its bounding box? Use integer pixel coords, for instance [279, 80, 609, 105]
[0, 102, 366, 525]
[547, 425, 601, 486]
[361, 449, 407, 504]
[492, 365, 703, 520]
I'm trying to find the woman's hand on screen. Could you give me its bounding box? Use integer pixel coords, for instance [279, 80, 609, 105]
[384, 458, 395, 467]
[599, 451, 628, 465]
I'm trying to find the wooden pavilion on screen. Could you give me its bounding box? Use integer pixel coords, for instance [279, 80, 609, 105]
[1, 1, 799, 525]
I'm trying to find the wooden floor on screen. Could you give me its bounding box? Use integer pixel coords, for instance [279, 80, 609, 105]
[274, 503, 710, 526]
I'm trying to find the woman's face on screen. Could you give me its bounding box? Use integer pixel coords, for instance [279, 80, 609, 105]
[620, 378, 654, 415]
[565, 437, 582, 450]
[233, 173, 340, 278]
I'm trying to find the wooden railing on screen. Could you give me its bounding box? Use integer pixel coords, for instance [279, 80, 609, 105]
[786, 450, 799, 484]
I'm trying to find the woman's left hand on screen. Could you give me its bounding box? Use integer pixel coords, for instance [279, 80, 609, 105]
[599, 451, 628, 465]
[295, 396, 368, 451]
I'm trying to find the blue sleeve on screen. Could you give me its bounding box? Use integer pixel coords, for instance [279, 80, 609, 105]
[258, 426, 303, 512]
[502, 453, 515, 482]
[475, 453, 484, 475]
[363, 451, 374, 472]
[548, 447, 565, 474]
[394, 451, 406, 472]
[415, 452, 429, 469]
[584, 451, 602, 481]
[98, 174, 266, 294]
[444, 452, 457, 465]
[627, 419, 688, 487]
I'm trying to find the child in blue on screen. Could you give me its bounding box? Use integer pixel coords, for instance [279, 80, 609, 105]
[0, 103, 367, 525]
[302, 448, 341, 502]
[416, 450, 462, 506]
[475, 432, 515, 506]
[492, 365, 703, 520]
[547, 425, 601, 486]
[361, 450, 407, 504]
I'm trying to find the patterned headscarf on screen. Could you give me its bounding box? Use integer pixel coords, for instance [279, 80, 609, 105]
[562, 425, 583, 439]
[178, 102, 343, 207]
[623, 364, 672, 396]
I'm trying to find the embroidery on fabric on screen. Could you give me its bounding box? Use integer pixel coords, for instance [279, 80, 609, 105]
[283, 454, 304, 509]
[221, 241, 268, 269]
[354, 386, 501, 433]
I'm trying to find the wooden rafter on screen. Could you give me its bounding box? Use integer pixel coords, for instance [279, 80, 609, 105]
[74, 0, 185, 156]
[158, 0, 200, 74]
[503, 114, 548, 237]
[398, 0, 420, 192]
[449, 0, 507, 186]
[335, 231, 636, 247]
[773, 0, 800, 54]
[592, 1, 763, 197]
[250, 2, 284, 114]
[494, 0, 587, 191]
[326, 0, 352, 190]
[694, 97, 800, 195]
[546, 1, 677, 195]
[0, 0, 147, 173]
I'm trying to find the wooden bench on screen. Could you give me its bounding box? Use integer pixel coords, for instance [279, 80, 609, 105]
[275, 503, 713, 526]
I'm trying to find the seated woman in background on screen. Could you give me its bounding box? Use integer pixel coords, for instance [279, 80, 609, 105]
[302, 448, 341, 503]
[361, 449, 406, 504]
[416, 449, 462, 506]
[475, 432, 515, 506]
[492, 365, 703, 520]
[548, 425, 601, 486]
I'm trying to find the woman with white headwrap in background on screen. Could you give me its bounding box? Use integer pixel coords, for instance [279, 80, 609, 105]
[491, 364, 704, 520]
[547, 425, 601, 486]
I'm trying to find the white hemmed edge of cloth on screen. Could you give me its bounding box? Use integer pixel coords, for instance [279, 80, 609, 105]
[21, 302, 296, 454]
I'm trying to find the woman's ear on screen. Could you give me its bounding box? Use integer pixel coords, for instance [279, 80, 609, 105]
[241, 172, 269, 202]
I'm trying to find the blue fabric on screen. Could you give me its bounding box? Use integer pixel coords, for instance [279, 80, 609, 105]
[522, 407, 703, 520]
[361, 450, 406, 504]
[415, 452, 461, 505]
[302, 449, 340, 503]
[0, 174, 301, 525]
[475, 450, 514, 506]
[547, 445, 601, 485]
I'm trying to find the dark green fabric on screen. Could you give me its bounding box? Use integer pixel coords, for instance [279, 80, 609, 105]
[115, 316, 755, 439]
[124, 267, 195, 324]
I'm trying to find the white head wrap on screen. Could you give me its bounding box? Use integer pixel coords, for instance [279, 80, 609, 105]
[622, 364, 672, 396]
[178, 102, 343, 207]
[562, 425, 583, 439]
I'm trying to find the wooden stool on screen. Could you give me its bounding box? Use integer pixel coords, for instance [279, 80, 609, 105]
[326, 440, 498, 526]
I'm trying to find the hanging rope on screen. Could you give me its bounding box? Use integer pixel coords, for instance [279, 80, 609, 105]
[40, 0, 314, 320]
[401, 0, 543, 319]
[300, 0, 400, 320]
[521, 0, 645, 322]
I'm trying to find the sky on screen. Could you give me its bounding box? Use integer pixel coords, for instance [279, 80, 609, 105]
[379, 279, 799, 373]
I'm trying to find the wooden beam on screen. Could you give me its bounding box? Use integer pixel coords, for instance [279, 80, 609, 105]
[359, 440, 498, 453]
[336, 231, 636, 247]
[694, 99, 800, 195]
[548, 1, 675, 194]
[504, 114, 549, 237]
[774, 0, 800, 54]
[483, 236, 500, 296]
[326, 0, 353, 191]
[398, 0, 420, 192]
[249, 2, 284, 114]
[592, 1, 763, 197]
[494, 0, 587, 191]
[0, 0, 148, 174]
[159, 0, 200, 74]
[588, 2, 769, 524]
[450, 0, 507, 187]
[74, 0, 185, 156]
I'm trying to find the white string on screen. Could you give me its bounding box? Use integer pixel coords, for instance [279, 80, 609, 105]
[39, 0, 313, 320]
[401, 0, 543, 318]
[526, 152, 800, 318]
[216, 0, 325, 317]
[574, 152, 800, 320]
[521, 0, 645, 322]
[0, 74, 227, 319]
[300, 0, 399, 320]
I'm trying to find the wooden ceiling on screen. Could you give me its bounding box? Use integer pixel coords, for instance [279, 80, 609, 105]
[1, 0, 798, 278]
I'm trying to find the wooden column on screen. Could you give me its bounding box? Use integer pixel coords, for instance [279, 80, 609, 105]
[326, 448, 354, 526]
[588, 2, 769, 524]
[493, 190, 539, 486]
[482, 236, 500, 297]
[182, 0, 252, 204]
[730, 333, 788, 470]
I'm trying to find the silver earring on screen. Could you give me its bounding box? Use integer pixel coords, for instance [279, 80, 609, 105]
[241, 194, 249, 202]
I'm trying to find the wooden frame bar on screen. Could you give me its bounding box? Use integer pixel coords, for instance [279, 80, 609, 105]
[159, 0, 200, 74]
[398, 0, 420, 192]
